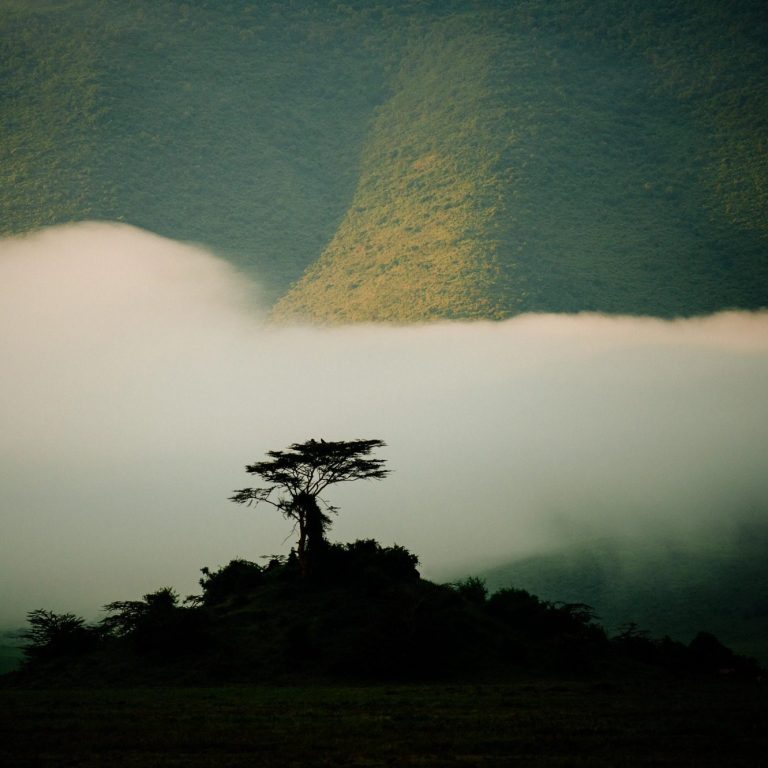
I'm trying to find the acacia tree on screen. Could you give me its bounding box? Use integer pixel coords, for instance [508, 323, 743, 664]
[230, 438, 389, 575]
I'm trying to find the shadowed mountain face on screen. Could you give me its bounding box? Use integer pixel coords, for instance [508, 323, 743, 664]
[472, 521, 768, 664]
[2, 0, 766, 319]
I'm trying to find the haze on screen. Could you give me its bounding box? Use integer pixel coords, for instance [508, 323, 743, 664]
[1, 223, 767, 627]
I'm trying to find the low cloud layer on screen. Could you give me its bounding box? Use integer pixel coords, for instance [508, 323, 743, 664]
[1, 222, 767, 625]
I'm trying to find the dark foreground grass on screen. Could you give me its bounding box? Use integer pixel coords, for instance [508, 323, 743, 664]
[2, 677, 766, 767]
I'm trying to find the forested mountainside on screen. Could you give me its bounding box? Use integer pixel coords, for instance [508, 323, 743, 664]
[3, 0, 767, 320]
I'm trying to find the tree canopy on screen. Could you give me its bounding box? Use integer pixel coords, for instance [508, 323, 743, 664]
[230, 438, 389, 575]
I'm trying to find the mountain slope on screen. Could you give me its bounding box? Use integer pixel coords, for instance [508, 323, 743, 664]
[274, 2, 768, 320]
[2, 0, 767, 318]
[473, 524, 768, 663]
[0, 0, 395, 300]
[273, 17, 518, 322]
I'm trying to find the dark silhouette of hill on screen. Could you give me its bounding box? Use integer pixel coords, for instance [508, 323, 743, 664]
[6, 540, 761, 688]
[2, 0, 766, 318]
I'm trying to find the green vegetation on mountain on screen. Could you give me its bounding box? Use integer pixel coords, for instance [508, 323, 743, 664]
[275, 1, 768, 320]
[1, 0, 394, 299]
[273, 17, 519, 321]
[2, 0, 767, 317]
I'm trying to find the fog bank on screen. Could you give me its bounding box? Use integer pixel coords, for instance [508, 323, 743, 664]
[1, 223, 767, 625]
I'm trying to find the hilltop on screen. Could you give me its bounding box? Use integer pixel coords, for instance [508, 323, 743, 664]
[2, 0, 766, 320]
[4, 541, 766, 766]
[6, 540, 761, 688]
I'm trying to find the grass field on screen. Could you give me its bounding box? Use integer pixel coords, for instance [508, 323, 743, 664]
[2, 677, 766, 766]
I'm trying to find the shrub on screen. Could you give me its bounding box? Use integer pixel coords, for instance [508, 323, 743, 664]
[612, 622, 658, 662]
[101, 587, 210, 657]
[487, 587, 548, 628]
[21, 609, 102, 661]
[316, 539, 420, 588]
[451, 576, 488, 604]
[198, 559, 266, 606]
[688, 631, 761, 678]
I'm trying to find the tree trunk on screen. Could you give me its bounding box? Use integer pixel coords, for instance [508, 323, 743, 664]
[295, 492, 327, 577]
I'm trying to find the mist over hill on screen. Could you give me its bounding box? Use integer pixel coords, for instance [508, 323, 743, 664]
[2, 0, 766, 319]
[1, 224, 767, 653]
[2, 0, 767, 675]
[466, 522, 768, 664]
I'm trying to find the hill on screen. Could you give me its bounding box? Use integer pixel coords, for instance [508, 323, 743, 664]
[4, 539, 765, 766]
[6, 540, 761, 688]
[2, 0, 766, 319]
[474, 524, 768, 664]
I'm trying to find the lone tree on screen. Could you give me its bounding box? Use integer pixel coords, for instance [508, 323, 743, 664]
[230, 438, 389, 576]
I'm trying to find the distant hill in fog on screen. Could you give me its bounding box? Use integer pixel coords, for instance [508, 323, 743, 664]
[472, 523, 768, 663]
[2, 0, 766, 319]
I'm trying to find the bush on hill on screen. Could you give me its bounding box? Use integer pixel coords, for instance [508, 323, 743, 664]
[9, 540, 762, 685]
[21, 610, 102, 663]
[100, 588, 212, 658]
